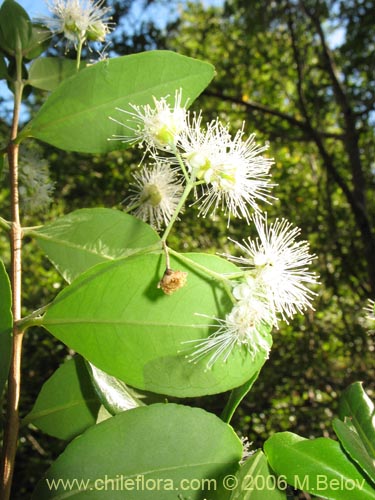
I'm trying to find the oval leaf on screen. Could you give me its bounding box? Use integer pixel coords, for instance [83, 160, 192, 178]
[0, 259, 12, 400]
[32, 208, 160, 283]
[0, 0, 32, 56]
[41, 252, 271, 397]
[23, 356, 100, 440]
[230, 450, 286, 499]
[339, 382, 375, 458]
[264, 432, 375, 500]
[32, 403, 242, 499]
[20, 51, 215, 153]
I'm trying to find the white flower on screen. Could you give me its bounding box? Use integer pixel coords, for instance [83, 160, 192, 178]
[365, 299, 375, 322]
[184, 301, 272, 370]
[227, 213, 318, 322]
[125, 162, 184, 231]
[41, 0, 112, 46]
[110, 89, 187, 153]
[232, 275, 259, 301]
[179, 115, 275, 223]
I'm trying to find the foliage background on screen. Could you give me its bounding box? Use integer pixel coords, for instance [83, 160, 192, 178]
[0, 0, 374, 497]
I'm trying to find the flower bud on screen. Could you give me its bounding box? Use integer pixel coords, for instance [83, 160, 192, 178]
[87, 20, 107, 41]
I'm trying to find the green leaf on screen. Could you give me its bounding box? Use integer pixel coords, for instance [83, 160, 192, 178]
[264, 432, 375, 500]
[0, 0, 32, 56]
[0, 259, 12, 400]
[339, 382, 375, 458]
[86, 363, 173, 410]
[41, 252, 272, 397]
[20, 51, 215, 153]
[230, 450, 287, 499]
[32, 403, 242, 499]
[23, 24, 50, 60]
[23, 356, 100, 440]
[333, 418, 375, 487]
[86, 361, 145, 415]
[221, 371, 260, 423]
[28, 57, 84, 91]
[32, 208, 160, 283]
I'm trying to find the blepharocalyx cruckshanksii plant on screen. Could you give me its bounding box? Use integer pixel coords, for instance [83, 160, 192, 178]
[1, 1, 374, 499]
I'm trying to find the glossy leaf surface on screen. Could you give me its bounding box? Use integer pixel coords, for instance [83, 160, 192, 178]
[265, 432, 375, 500]
[21, 51, 215, 153]
[339, 382, 375, 459]
[32, 403, 242, 499]
[86, 362, 145, 415]
[333, 418, 375, 486]
[41, 253, 272, 397]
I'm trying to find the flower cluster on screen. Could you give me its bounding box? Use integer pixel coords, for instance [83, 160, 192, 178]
[112, 89, 319, 369]
[180, 115, 275, 223]
[41, 0, 112, 48]
[186, 214, 318, 368]
[186, 297, 273, 370]
[111, 89, 274, 228]
[228, 214, 318, 324]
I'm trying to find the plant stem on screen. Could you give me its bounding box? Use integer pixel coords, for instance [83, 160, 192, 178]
[76, 38, 84, 71]
[167, 247, 242, 284]
[161, 241, 171, 269]
[167, 247, 238, 302]
[160, 151, 194, 242]
[123, 199, 146, 214]
[0, 51, 25, 500]
[173, 148, 190, 183]
[161, 180, 194, 243]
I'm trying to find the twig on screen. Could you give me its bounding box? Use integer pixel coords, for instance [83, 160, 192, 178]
[0, 52, 25, 500]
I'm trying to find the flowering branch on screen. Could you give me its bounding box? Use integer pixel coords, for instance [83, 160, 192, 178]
[108, 85, 320, 372]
